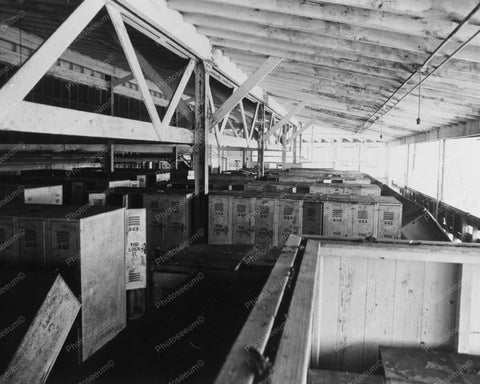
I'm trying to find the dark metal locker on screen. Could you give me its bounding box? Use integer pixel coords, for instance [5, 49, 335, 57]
[0, 217, 18, 267]
[254, 198, 278, 247]
[302, 201, 324, 235]
[232, 196, 255, 245]
[208, 195, 232, 244]
[277, 198, 303, 244]
[48, 220, 80, 268]
[143, 193, 169, 260]
[163, 194, 193, 251]
[17, 218, 46, 269]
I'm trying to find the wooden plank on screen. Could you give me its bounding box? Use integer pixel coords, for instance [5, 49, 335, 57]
[0, 0, 104, 121]
[457, 264, 480, 354]
[80, 208, 127, 361]
[363, 258, 396, 368]
[392, 261, 425, 348]
[336, 257, 368, 373]
[213, 234, 302, 384]
[162, 59, 196, 125]
[310, 254, 323, 368]
[318, 256, 340, 370]
[106, 3, 164, 140]
[421, 263, 459, 351]
[210, 56, 283, 127]
[381, 347, 480, 384]
[3, 275, 80, 384]
[272, 239, 321, 384]
[319, 243, 480, 265]
[308, 369, 384, 384]
[265, 102, 307, 139]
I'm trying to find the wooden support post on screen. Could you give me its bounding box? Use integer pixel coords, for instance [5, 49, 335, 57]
[257, 103, 265, 177]
[299, 133, 303, 165]
[0, 0, 104, 121]
[194, 61, 209, 237]
[172, 145, 179, 170]
[293, 125, 298, 164]
[436, 139, 446, 219]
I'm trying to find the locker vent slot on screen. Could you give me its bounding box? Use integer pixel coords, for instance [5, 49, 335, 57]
[25, 229, 37, 248]
[236, 204, 247, 217]
[359, 232, 367, 237]
[128, 216, 141, 227]
[333, 231, 342, 236]
[357, 210, 368, 224]
[214, 203, 224, 216]
[56, 231, 70, 250]
[332, 209, 343, 222]
[128, 271, 141, 283]
[283, 206, 294, 220]
[384, 234, 393, 239]
[236, 225, 246, 233]
[259, 206, 269, 218]
[383, 211, 394, 225]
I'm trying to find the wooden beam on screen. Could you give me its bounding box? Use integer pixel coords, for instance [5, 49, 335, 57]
[1, 101, 193, 143]
[209, 56, 283, 127]
[0, 0, 104, 122]
[265, 102, 307, 139]
[112, 74, 135, 88]
[457, 264, 480, 355]
[272, 240, 321, 384]
[136, 52, 194, 124]
[239, 100, 250, 148]
[286, 119, 316, 145]
[389, 120, 480, 145]
[249, 103, 260, 141]
[219, 113, 230, 135]
[107, 3, 164, 140]
[214, 235, 302, 384]
[163, 58, 196, 125]
[206, 81, 223, 148]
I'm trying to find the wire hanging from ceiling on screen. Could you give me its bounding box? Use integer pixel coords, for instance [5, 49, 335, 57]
[417, 71, 421, 125]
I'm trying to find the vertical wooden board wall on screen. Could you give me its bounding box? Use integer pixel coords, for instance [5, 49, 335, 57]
[421, 262, 459, 350]
[316, 255, 460, 372]
[336, 256, 368, 373]
[363, 258, 396, 369]
[392, 261, 425, 347]
[470, 266, 480, 353]
[318, 256, 340, 370]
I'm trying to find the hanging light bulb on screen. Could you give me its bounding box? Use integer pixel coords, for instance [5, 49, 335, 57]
[417, 70, 422, 125]
[380, 115, 383, 140]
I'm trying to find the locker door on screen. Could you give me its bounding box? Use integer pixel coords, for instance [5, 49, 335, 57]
[232, 197, 255, 245]
[330, 185, 345, 195]
[144, 195, 169, 259]
[277, 200, 303, 244]
[48, 221, 80, 268]
[208, 196, 232, 244]
[351, 204, 375, 238]
[324, 202, 351, 238]
[164, 195, 191, 251]
[254, 199, 278, 247]
[0, 218, 18, 267]
[302, 202, 323, 235]
[17, 219, 46, 269]
[377, 204, 402, 239]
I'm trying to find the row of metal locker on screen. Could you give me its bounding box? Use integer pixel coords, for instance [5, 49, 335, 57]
[208, 192, 402, 246]
[243, 181, 381, 196]
[0, 190, 194, 269]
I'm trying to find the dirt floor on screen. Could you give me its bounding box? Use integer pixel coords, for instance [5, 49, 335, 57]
[46, 267, 271, 384]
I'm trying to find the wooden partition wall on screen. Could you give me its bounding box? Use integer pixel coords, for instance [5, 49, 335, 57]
[312, 242, 480, 373]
